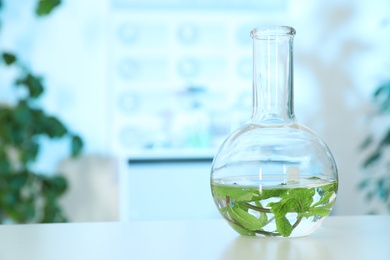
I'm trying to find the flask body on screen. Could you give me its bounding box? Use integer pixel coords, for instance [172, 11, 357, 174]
[210, 26, 338, 238]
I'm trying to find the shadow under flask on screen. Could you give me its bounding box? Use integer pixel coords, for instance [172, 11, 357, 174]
[210, 26, 338, 238]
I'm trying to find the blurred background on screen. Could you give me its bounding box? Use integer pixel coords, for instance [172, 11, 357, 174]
[1, 0, 390, 222]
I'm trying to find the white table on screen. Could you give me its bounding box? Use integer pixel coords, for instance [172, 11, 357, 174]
[0, 215, 388, 260]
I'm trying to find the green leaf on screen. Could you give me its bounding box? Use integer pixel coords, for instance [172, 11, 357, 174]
[2, 52, 17, 65]
[70, 135, 83, 157]
[20, 141, 40, 164]
[321, 199, 336, 210]
[15, 199, 36, 222]
[259, 188, 288, 200]
[373, 82, 390, 113]
[320, 181, 337, 193]
[0, 150, 12, 173]
[227, 204, 266, 231]
[2, 191, 18, 207]
[15, 73, 44, 99]
[377, 179, 389, 201]
[362, 150, 381, 168]
[359, 136, 373, 150]
[212, 184, 260, 202]
[40, 203, 67, 223]
[268, 190, 310, 237]
[9, 173, 29, 190]
[36, 0, 61, 16]
[274, 215, 293, 237]
[43, 116, 67, 138]
[290, 188, 315, 210]
[14, 101, 33, 125]
[358, 179, 370, 190]
[312, 190, 334, 208]
[42, 175, 68, 197]
[380, 130, 390, 147]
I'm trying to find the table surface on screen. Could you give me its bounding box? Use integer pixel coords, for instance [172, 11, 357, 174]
[0, 215, 389, 260]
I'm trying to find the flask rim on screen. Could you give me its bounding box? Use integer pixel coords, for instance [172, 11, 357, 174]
[250, 26, 296, 39]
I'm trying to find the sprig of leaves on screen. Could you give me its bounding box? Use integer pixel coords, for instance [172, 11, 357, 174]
[212, 180, 337, 237]
[0, 0, 83, 224]
[0, 50, 83, 223]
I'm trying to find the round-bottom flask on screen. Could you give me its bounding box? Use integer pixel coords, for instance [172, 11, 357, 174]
[210, 26, 338, 238]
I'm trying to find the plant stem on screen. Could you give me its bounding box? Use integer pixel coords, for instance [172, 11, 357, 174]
[243, 202, 272, 213]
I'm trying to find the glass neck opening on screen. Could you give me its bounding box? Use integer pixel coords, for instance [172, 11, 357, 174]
[250, 26, 296, 125]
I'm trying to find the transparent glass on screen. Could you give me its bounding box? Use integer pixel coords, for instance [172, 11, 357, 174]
[210, 26, 338, 238]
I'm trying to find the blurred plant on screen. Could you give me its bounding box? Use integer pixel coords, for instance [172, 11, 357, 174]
[359, 81, 390, 213]
[0, 0, 83, 223]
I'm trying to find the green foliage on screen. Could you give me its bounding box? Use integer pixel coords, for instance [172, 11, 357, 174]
[212, 180, 337, 237]
[373, 82, 390, 114]
[0, 0, 83, 223]
[360, 80, 390, 213]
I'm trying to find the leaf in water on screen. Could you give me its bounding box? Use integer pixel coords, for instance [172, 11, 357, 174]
[227, 204, 266, 231]
[311, 190, 334, 208]
[269, 198, 299, 237]
[275, 216, 293, 237]
[212, 184, 260, 202]
[259, 188, 287, 200]
[289, 188, 314, 210]
[320, 181, 337, 193]
[322, 198, 336, 210]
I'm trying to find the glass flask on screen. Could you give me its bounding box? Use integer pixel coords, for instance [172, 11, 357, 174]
[210, 26, 338, 238]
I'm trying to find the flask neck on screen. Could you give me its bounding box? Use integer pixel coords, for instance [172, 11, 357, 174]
[251, 26, 296, 125]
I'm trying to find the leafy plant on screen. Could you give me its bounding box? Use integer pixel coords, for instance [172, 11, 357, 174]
[211, 178, 337, 237]
[0, 0, 83, 223]
[359, 81, 390, 213]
